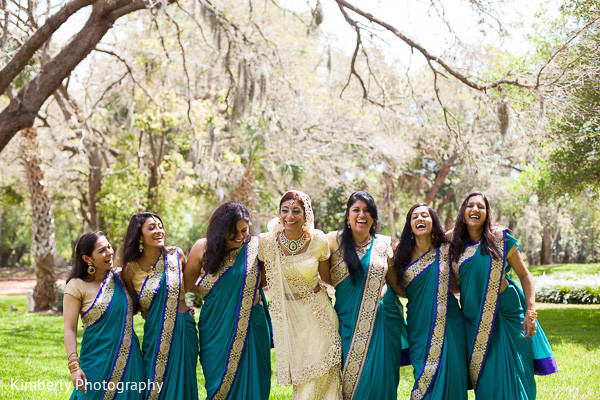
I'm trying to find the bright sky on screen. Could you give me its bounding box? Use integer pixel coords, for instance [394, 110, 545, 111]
[293, 0, 560, 64]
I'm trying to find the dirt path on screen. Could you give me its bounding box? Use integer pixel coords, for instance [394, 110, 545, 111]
[0, 268, 67, 295]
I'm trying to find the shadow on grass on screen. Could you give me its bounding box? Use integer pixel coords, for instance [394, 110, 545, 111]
[538, 307, 600, 350]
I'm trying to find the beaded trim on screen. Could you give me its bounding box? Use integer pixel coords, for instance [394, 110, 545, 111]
[147, 251, 181, 400]
[210, 237, 260, 400]
[342, 235, 390, 400]
[410, 245, 451, 400]
[103, 273, 135, 400]
[464, 231, 506, 389]
[81, 271, 114, 330]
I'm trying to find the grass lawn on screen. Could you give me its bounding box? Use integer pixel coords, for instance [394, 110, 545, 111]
[528, 263, 600, 277]
[0, 296, 598, 399]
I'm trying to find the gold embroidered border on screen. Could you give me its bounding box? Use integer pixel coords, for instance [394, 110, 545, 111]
[453, 242, 479, 276]
[411, 245, 450, 400]
[211, 237, 260, 400]
[103, 273, 135, 400]
[81, 271, 115, 330]
[147, 252, 181, 400]
[331, 259, 349, 287]
[468, 232, 506, 389]
[138, 255, 166, 312]
[342, 235, 389, 400]
[402, 249, 437, 288]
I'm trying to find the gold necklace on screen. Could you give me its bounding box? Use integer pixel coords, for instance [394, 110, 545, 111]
[279, 231, 308, 255]
[353, 235, 372, 248]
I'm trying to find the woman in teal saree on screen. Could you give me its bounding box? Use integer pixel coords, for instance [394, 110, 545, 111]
[185, 201, 272, 400]
[394, 204, 468, 400]
[327, 191, 409, 400]
[450, 192, 558, 400]
[122, 212, 198, 400]
[63, 231, 145, 399]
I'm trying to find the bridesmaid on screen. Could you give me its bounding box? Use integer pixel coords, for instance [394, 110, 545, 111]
[63, 231, 144, 399]
[327, 191, 409, 399]
[121, 212, 198, 400]
[394, 204, 468, 400]
[449, 192, 557, 399]
[184, 201, 272, 399]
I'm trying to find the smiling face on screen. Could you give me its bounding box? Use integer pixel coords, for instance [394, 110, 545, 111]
[347, 199, 374, 236]
[225, 219, 249, 250]
[82, 236, 114, 272]
[463, 195, 487, 231]
[140, 217, 165, 249]
[278, 198, 305, 236]
[410, 205, 433, 238]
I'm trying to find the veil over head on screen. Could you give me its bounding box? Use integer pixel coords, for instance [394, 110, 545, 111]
[267, 190, 315, 233]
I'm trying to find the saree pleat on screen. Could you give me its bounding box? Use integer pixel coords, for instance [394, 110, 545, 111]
[456, 230, 558, 400]
[71, 271, 145, 400]
[332, 234, 409, 400]
[140, 251, 198, 400]
[198, 237, 271, 400]
[403, 247, 468, 400]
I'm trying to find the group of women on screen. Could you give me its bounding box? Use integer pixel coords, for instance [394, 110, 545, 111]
[63, 190, 558, 400]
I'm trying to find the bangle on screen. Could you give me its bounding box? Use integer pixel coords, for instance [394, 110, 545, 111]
[68, 359, 81, 373]
[525, 309, 537, 323]
[67, 352, 78, 360]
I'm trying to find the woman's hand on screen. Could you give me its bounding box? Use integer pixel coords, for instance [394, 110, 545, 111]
[523, 309, 537, 338]
[71, 369, 87, 393]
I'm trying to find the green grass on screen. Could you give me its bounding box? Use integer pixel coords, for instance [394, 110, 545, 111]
[0, 297, 598, 399]
[528, 263, 600, 277]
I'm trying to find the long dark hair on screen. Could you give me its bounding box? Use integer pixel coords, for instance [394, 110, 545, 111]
[394, 203, 447, 282]
[449, 192, 502, 263]
[202, 202, 251, 274]
[340, 191, 378, 282]
[120, 212, 165, 269]
[68, 231, 106, 284]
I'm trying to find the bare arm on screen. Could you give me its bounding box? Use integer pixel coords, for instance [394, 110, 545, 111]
[184, 238, 206, 292]
[318, 258, 333, 286]
[507, 246, 537, 338]
[385, 258, 406, 297]
[258, 260, 268, 288]
[63, 294, 87, 392]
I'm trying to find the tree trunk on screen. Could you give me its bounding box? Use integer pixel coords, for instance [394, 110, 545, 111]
[424, 153, 457, 205]
[231, 164, 260, 235]
[383, 159, 398, 240]
[540, 225, 552, 265]
[20, 127, 58, 311]
[86, 139, 103, 230]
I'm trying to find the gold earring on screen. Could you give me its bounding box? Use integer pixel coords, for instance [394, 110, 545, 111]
[87, 261, 95, 275]
[139, 238, 143, 252]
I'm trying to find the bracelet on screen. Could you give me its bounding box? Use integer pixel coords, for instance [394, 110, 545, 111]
[525, 309, 537, 323]
[67, 352, 78, 360]
[68, 359, 81, 373]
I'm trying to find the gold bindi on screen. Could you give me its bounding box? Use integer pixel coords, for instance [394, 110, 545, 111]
[289, 199, 294, 206]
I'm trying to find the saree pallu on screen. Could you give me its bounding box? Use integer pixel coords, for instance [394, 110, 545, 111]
[402, 245, 468, 400]
[197, 237, 272, 400]
[455, 229, 558, 400]
[71, 271, 145, 400]
[138, 250, 198, 400]
[331, 234, 409, 400]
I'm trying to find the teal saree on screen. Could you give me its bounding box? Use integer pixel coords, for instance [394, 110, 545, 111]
[138, 250, 198, 400]
[71, 271, 145, 400]
[330, 233, 409, 400]
[197, 237, 272, 400]
[454, 229, 558, 400]
[402, 244, 468, 400]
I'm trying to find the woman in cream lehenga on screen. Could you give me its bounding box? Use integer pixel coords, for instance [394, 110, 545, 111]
[258, 190, 342, 399]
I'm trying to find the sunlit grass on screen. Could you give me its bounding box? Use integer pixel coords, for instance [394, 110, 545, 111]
[0, 297, 598, 399]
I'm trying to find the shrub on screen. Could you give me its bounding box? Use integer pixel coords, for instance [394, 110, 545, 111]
[534, 273, 600, 304]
